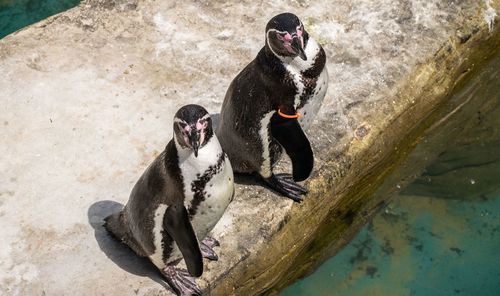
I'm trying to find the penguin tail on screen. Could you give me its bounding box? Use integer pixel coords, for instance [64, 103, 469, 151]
[103, 211, 127, 241]
[103, 211, 148, 257]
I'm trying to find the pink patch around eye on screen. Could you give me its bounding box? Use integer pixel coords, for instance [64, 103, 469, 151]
[296, 27, 303, 37]
[196, 120, 207, 131]
[277, 33, 292, 42]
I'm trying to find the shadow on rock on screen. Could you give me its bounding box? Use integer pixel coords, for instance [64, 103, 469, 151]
[87, 200, 169, 290]
[233, 172, 265, 187]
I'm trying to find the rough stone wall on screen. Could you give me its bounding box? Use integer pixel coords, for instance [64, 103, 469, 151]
[0, 0, 498, 295]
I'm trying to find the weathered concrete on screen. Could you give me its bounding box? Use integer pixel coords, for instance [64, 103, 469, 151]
[0, 0, 499, 295]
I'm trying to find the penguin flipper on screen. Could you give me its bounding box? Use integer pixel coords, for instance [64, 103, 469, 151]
[163, 203, 203, 277]
[270, 114, 313, 181]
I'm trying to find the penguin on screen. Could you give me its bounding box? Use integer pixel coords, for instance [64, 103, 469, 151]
[104, 104, 234, 296]
[217, 12, 328, 202]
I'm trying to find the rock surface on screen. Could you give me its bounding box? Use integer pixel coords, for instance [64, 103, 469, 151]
[0, 0, 498, 295]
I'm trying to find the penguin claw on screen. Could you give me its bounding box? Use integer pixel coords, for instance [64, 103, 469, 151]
[275, 173, 294, 181]
[275, 173, 308, 194]
[202, 236, 220, 248]
[287, 193, 304, 203]
[200, 239, 219, 261]
[162, 266, 202, 296]
[264, 174, 308, 202]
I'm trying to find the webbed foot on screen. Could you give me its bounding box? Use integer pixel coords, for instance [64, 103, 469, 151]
[200, 236, 220, 261]
[264, 173, 308, 202]
[162, 266, 202, 296]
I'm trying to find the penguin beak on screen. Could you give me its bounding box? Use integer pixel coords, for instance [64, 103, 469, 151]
[189, 131, 200, 157]
[291, 37, 307, 61]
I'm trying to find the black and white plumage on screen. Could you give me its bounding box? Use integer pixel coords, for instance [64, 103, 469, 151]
[104, 105, 234, 296]
[217, 12, 328, 202]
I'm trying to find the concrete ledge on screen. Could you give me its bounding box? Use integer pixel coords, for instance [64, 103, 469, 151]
[1, 0, 499, 295]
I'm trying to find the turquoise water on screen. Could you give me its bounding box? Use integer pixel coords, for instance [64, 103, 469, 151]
[281, 191, 500, 296]
[281, 55, 500, 295]
[281, 134, 500, 296]
[0, 0, 80, 39]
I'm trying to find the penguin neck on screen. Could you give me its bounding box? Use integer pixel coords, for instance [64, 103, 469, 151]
[174, 135, 222, 171]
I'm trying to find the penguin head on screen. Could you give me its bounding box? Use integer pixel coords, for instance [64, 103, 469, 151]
[265, 13, 308, 61]
[173, 104, 213, 157]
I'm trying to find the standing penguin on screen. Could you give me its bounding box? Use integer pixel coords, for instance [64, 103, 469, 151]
[217, 12, 328, 202]
[104, 105, 234, 295]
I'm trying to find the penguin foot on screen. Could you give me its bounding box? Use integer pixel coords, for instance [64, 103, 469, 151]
[200, 236, 220, 261]
[162, 266, 202, 296]
[265, 173, 308, 202]
[202, 236, 220, 247]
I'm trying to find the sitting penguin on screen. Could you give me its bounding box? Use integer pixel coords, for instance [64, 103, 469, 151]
[105, 104, 234, 295]
[217, 12, 328, 202]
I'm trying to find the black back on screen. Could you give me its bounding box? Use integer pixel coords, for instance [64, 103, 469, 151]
[122, 139, 203, 276]
[217, 13, 324, 177]
[123, 141, 184, 255]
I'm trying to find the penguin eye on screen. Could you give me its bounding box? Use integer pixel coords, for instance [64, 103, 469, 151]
[178, 122, 187, 129]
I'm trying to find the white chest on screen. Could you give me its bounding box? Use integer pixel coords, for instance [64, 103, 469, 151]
[165, 157, 233, 266]
[189, 154, 233, 238]
[281, 37, 328, 131]
[298, 68, 329, 131]
[150, 138, 234, 267]
[282, 38, 321, 105]
[177, 137, 221, 205]
[177, 137, 234, 237]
